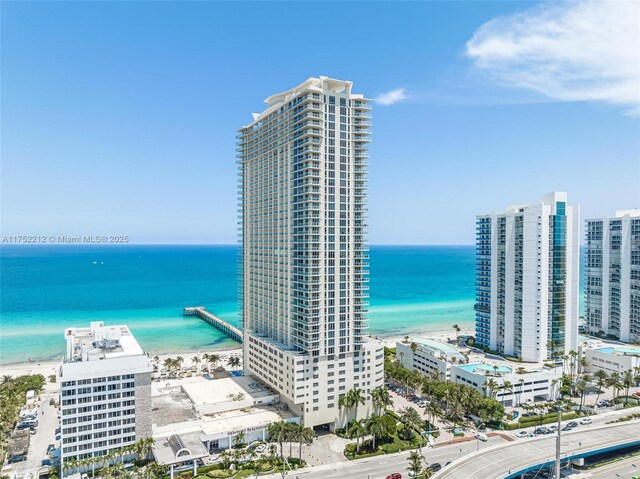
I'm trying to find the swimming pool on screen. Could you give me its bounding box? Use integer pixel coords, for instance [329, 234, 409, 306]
[596, 346, 640, 355]
[457, 363, 512, 374]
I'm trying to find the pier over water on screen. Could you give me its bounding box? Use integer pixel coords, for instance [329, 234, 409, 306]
[183, 307, 242, 344]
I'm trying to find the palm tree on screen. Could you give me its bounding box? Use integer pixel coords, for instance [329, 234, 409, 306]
[191, 355, 201, 373]
[349, 388, 366, 419]
[609, 371, 622, 399]
[365, 414, 386, 451]
[407, 450, 424, 478]
[452, 324, 461, 340]
[485, 378, 498, 399]
[371, 386, 393, 415]
[501, 381, 513, 407]
[347, 419, 367, 453]
[296, 425, 315, 460]
[423, 401, 441, 427]
[622, 370, 635, 399]
[593, 369, 608, 407]
[227, 355, 241, 372]
[267, 420, 289, 461]
[208, 353, 221, 372]
[399, 406, 422, 441]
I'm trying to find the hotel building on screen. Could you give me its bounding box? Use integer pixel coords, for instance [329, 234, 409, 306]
[584, 209, 640, 343]
[237, 76, 384, 429]
[475, 192, 580, 362]
[396, 338, 467, 381]
[58, 322, 152, 474]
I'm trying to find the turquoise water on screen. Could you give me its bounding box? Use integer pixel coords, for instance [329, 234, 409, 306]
[458, 364, 512, 374]
[0, 245, 476, 364]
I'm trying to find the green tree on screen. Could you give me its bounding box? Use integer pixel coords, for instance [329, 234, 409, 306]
[365, 414, 387, 451]
[347, 419, 367, 453]
[407, 450, 424, 478]
[371, 386, 393, 415]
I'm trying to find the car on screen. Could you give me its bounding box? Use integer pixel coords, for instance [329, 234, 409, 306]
[533, 427, 546, 435]
[30, 428, 37, 435]
[49, 398, 56, 405]
[580, 417, 593, 425]
[427, 463, 442, 472]
[55, 433, 61, 440]
[386, 474, 402, 479]
[255, 444, 267, 453]
[547, 425, 558, 433]
[516, 430, 529, 438]
[474, 433, 488, 442]
[8, 455, 26, 464]
[47, 444, 55, 453]
[561, 424, 573, 431]
[567, 421, 578, 428]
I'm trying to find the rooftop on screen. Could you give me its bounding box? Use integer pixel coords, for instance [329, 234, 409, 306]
[411, 338, 466, 361]
[595, 346, 640, 356]
[64, 321, 144, 363]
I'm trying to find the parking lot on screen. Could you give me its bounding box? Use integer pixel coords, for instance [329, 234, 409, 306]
[4, 385, 60, 479]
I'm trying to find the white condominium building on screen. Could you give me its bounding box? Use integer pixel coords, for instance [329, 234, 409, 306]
[58, 322, 152, 474]
[237, 76, 384, 429]
[475, 192, 580, 362]
[585, 209, 640, 343]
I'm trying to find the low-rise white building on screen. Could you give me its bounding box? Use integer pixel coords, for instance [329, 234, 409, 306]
[58, 322, 153, 474]
[584, 345, 640, 375]
[151, 375, 300, 469]
[396, 338, 467, 381]
[450, 363, 562, 407]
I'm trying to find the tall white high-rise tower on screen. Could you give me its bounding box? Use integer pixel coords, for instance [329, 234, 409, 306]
[475, 192, 580, 362]
[237, 77, 384, 429]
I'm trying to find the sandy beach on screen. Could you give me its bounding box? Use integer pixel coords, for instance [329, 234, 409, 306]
[1, 328, 474, 378]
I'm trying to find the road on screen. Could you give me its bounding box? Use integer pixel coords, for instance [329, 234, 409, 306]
[431, 420, 640, 479]
[587, 456, 640, 479]
[262, 436, 507, 479]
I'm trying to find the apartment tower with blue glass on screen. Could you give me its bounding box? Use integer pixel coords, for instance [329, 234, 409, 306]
[475, 192, 580, 362]
[237, 77, 384, 429]
[585, 209, 640, 343]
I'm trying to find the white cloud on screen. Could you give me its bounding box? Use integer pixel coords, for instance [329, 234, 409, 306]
[465, 1, 640, 114]
[375, 88, 408, 106]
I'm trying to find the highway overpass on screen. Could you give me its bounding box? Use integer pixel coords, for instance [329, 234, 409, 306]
[432, 420, 640, 479]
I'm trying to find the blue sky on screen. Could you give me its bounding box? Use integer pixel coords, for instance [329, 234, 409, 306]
[2, 1, 639, 244]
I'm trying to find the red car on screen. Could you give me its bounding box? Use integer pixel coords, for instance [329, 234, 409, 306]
[386, 474, 402, 479]
[633, 391, 640, 397]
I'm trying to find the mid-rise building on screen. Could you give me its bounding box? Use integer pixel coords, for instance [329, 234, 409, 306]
[58, 322, 152, 474]
[584, 345, 640, 375]
[585, 209, 640, 343]
[475, 192, 580, 362]
[237, 77, 384, 429]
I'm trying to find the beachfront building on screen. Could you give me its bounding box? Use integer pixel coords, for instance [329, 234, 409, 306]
[396, 338, 467, 381]
[237, 76, 384, 429]
[450, 363, 562, 407]
[584, 345, 640, 375]
[58, 322, 153, 474]
[585, 209, 640, 343]
[151, 375, 300, 477]
[475, 192, 580, 363]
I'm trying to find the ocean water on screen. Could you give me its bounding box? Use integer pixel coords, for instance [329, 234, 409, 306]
[0, 245, 475, 364]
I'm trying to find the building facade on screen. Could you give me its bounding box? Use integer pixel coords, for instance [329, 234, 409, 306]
[238, 77, 384, 429]
[585, 209, 640, 343]
[58, 322, 152, 474]
[396, 338, 467, 381]
[475, 192, 580, 362]
[584, 345, 640, 375]
[450, 363, 561, 407]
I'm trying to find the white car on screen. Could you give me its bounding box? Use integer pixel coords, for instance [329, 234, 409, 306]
[474, 433, 488, 442]
[255, 444, 267, 454]
[515, 430, 529, 438]
[580, 417, 592, 425]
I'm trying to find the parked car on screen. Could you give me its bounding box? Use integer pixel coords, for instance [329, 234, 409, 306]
[30, 427, 37, 435]
[49, 398, 56, 405]
[547, 425, 558, 433]
[533, 427, 547, 435]
[427, 463, 442, 472]
[386, 474, 402, 479]
[8, 455, 26, 464]
[55, 433, 61, 440]
[255, 444, 267, 453]
[580, 417, 593, 425]
[516, 430, 529, 438]
[474, 433, 488, 442]
[566, 421, 578, 428]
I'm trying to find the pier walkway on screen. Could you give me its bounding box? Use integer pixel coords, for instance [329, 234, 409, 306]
[183, 307, 242, 344]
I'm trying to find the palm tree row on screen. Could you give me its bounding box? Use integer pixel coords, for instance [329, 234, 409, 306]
[62, 437, 156, 477]
[266, 421, 315, 463]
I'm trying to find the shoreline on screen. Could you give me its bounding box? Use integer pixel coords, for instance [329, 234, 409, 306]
[0, 327, 474, 378]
